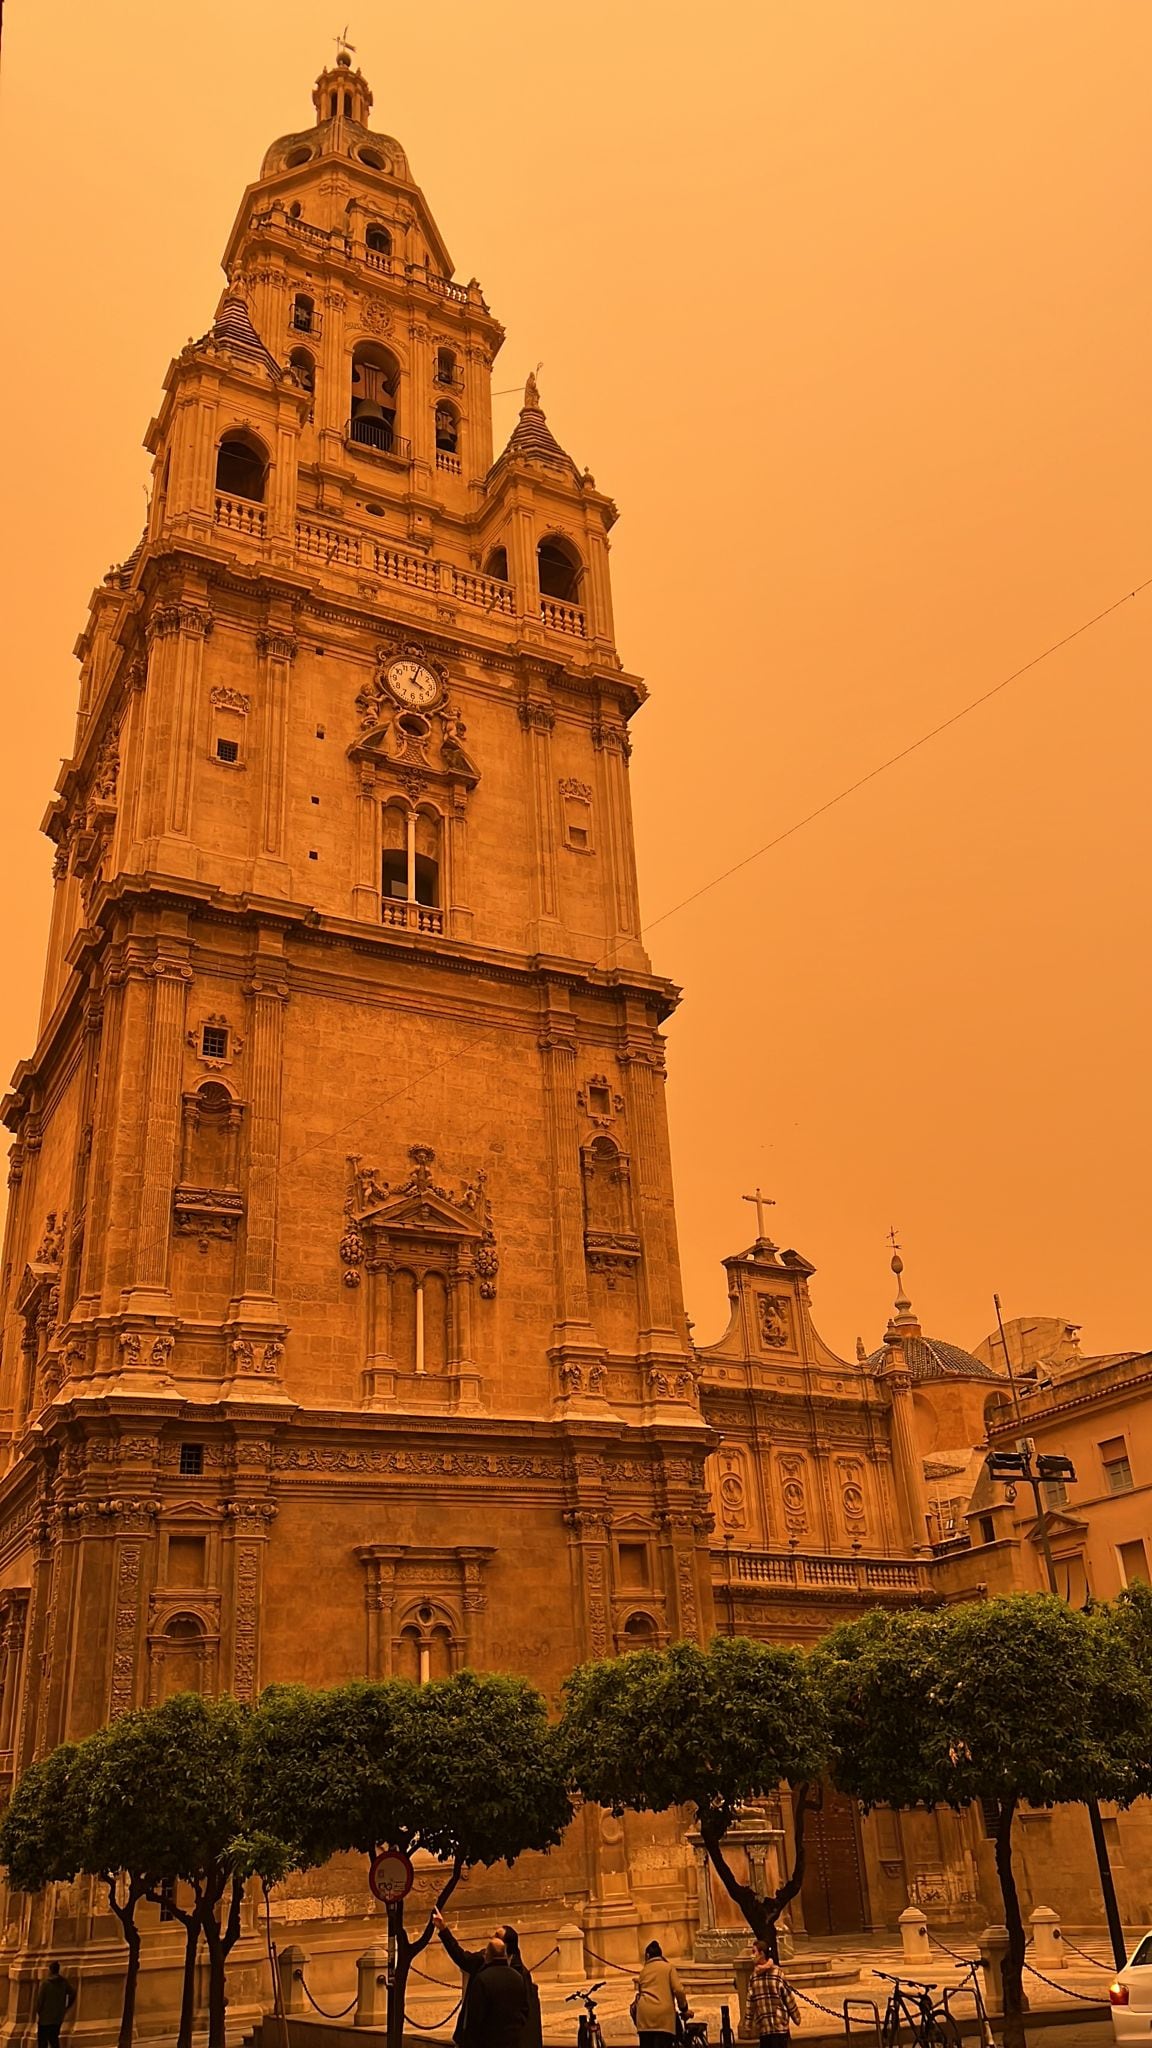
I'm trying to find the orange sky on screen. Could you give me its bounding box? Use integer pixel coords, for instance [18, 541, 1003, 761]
[2, 0, 1150, 1362]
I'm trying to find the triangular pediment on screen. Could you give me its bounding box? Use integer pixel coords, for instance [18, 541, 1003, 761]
[358, 1188, 485, 1239]
[1027, 1508, 1090, 1543]
[15, 1261, 56, 1315]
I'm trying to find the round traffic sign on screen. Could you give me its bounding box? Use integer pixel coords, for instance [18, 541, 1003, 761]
[369, 1848, 414, 1904]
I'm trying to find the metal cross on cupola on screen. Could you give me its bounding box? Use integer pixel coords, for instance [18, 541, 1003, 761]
[742, 1187, 776, 1243]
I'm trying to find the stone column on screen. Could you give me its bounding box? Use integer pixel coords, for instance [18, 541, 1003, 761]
[592, 720, 642, 953]
[253, 626, 297, 898]
[231, 940, 289, 1345]
[538, 1015, 595, 1351]
[564, 1508, 613, 1660]
[223, 1501, 277, 1701]
[353, 764, 381, 921]
[121, 951, 191, 1328]
[105, 1502, 161, 1721]
[408, 315, 433, 490]
[155, 601, 213, 876]
[447, 789, 472, 941]
[0, 1595, 28, 1756]
[881, 1362, 931, 1552]
[363, 1259, 397, 1410]
[448, 1263, 482, 1413]
[620, 1044, 677, 1343]
[465, 342, 494, 475]
[520, 700, 562, 949]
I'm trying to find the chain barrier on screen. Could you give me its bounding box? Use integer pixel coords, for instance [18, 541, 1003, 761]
[793, 1983, 852, 2023]
[584, 1945, 640, 1976]
[928, 1933, 979, 1968]
[1060, 1935, 1114, 1971]
[1022, 1960, 1108, 2003]
[299, 1974, 359, 2020]
[404, 1995, 464, 2032]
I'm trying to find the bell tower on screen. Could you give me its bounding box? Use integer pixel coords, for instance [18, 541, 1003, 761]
[0, 55, 713, 1970]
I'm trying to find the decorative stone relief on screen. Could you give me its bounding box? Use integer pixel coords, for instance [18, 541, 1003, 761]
[777, 1452, 809, 1536]
[756, 1293, 793, 1349]
[837, 1455, 868, 1539]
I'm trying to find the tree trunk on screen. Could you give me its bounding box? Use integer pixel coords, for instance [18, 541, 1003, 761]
[107, 1882, 142, 2048]
[199, 1869, 244, 2048]
[702, 1785, 815, 1962]
[385, 1858, 464, 2048]
[993, 1796, 1027, 2048]
[177, 1911, 200, 2048]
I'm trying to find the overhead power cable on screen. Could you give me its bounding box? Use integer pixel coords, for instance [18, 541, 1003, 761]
[280, 572, 1152, 1169]
[641, 572, 1152, 936]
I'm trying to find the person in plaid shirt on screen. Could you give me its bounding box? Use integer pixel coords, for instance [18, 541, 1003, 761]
[745, 1940, 801, 2048]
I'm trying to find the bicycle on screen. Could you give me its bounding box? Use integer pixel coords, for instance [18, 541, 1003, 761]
[566, 1981, 607, 2048]
[872, 1970, 963, 2048]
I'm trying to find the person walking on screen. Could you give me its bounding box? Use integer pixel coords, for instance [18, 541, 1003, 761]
[630, 1940, 689, 2048]
[432, 1911, 540, 2048]
[35, 1963, 75, 2048]
[744, 1939, 800, 2048]
[457, 1938, 529, 2048]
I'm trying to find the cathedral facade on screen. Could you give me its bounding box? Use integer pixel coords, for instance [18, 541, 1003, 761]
[0, 51, 1138, 2043]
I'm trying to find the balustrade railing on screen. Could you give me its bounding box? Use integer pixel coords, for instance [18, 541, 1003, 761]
[540, 597, 586, 638]
[289, 522, 518, 622]
[214, 494, 266, 539]
[364, 249, 393, 272]
[381, 901, 444, 935]
[436, 450, 462, 475]
[717, 1548, 925, 1594]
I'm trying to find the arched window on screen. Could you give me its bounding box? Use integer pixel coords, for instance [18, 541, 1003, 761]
[622, 1612, 658, 1651]
[434, 405, 459, 454]
[350, 342, 399, 449]
[380, 803, 440, 909]
[291, 292, 315, 334]
[344, 90, 353, 117]
[435, 347, 458, 387]
[214, 432, 267, 503]
[288, 347, 315, 393]
[537, 536, 582, 601]
[329, 91, 338, 118]
[483, 545, 509, 582]
[159, 1614, 207, 1699]
[583, 1134, 631, 1237]
[365, 223, 392, 258]
[397, 1609, 455, 1684]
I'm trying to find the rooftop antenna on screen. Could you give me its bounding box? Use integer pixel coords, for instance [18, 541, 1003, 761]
[992, 1290, 1026, 1430]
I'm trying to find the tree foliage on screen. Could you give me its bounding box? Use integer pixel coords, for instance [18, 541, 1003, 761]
[813, 1594, 1152, 2048]
[247, 1669, 571, 2048]
[561, 1636, 828, 1954]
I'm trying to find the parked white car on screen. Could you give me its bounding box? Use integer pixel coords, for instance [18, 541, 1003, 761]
[1110, 1933, 1152, 2040]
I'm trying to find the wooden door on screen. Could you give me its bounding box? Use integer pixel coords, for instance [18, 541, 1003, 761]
[798, 1782, 869, 1934]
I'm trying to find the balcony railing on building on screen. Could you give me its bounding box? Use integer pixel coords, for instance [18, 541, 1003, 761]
[436, 450, 462, 476]
[347, 415, 412, 462]
[214, 494, 266, 539]
[381, 899, 444, 935]
[540, 596, 586, 638]
[715, 1547, 926, 1596]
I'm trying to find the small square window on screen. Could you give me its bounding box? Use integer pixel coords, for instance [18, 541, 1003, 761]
[309, 850, 319, 861]
[178, 1442, 204, 1477]
[201, 1025, 228, 1060]
[588, 1083, 612, 1118]
[216, 737, 239, 763]
[1101, 1437, 1134, 1494]
[568, 824, 589, 848]
[315, 725, 326, 738]
[311, 795, 320, 805]
[978, 1514, 996, 1545]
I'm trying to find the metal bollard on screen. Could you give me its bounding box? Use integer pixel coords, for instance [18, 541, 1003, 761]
[720, 2002, 735, 2048]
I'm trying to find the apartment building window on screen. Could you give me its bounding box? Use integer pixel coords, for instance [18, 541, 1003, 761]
[1119, 1538, 1149, 1587]
[1041, 1477, 1068, 1509]
[1100, 1436, 1134, 1494]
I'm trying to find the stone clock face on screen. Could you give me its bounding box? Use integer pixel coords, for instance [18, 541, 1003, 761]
[387, 658, 441, 710]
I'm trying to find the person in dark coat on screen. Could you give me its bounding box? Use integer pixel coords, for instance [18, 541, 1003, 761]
[456, 1940, 528, 2048]
[433, 1912, 542, 2048]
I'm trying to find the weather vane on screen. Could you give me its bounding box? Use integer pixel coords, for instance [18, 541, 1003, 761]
[886, 1224, 900, 1254]
[335, 25, 356, 57]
